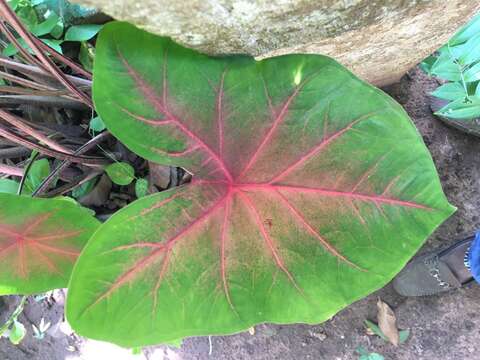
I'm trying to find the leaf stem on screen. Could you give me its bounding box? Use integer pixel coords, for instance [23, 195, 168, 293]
[0, 296, 27, 337]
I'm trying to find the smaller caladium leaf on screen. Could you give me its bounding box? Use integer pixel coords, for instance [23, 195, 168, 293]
[0, 194, 100, 295]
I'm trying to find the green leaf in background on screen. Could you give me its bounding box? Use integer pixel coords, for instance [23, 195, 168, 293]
[72, 176, 98, 199]
[449, 14, 480, 46]
[0, 193, 100, 295]
[8, 320, 26, 345]
[457, 33, 480, 65]
[7, 0, 19, 11]
[463, 62, 480, 83]
[364, 320, 410, 344]
[66, 22, 454, 347]
[0, 179, 20, 194]
[64, 24, 102, 42]
[22, 158, 50, 195]
[356, 346, 385, 360]
[431, 82, 467, 101]
[134, 178, 148, 198]
[31, 11, 59, 36]
[105, 162, 135, 186]
[430, 52, 462, 81]
[89, 116, 106, 133]
[79, 41, 95, 72]
[435, 96, 480, 119]
[399, 329, 410, 344]
[419, 55, 437, 75]
[3, 38, 63, 57]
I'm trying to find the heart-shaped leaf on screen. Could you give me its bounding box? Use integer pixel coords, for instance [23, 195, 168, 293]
[67, 22, 455, 347]
[0, 194, 100, 295]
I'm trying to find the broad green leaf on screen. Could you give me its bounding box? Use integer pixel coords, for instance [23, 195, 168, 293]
[430, 52, 462, 81]
[431, 82, 466, 101]
[9, 320, 26, 345]
[22, 158, 50, 195]
[435, 96, 480, 119]
[105, 162, 135, 186]
[64, 24, 102, 42]
[135, 178, 149, 198]
[0, 194, 100, 295]
[463, 62, 480, 83]
[0, 179, 19, 194]
[31, 12, 60, 36]
[67, 22, 455, 347]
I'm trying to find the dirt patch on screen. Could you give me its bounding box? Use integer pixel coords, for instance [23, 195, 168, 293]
[1, 67, 479, 359]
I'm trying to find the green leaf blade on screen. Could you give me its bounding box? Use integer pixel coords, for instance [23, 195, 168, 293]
[0, 194, 100, 295]
[67, 22, 455, 347]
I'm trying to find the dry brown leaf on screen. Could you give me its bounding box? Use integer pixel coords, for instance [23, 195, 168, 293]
[148, 162, 171, 190]
[377, 298, 399, 346]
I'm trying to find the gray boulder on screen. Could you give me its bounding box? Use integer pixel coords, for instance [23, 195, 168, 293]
[74, 0, 480, 85]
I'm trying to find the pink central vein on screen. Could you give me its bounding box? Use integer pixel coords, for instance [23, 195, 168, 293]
[117, 49, 233, 183]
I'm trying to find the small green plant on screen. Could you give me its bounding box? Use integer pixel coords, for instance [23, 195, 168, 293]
[4, 0, 101, 70]
[0, 20, 454, 348]
[422, 14, 480, 119]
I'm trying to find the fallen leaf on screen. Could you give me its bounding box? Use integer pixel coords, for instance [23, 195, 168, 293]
[148, 162, 171, 190]
[377, 298, 399, 346]
[248, 326, 255, 335]
[78, 174, 112, 207]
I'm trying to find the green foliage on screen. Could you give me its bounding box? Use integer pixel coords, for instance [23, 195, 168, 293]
[422, 14, 480, 119]
[364, 320, 410, 344]
[0, 194, 100, 295]
[8, 320, 26, 344]
[134, 178, 149, 198]
[4, 0, 101, 69]
[105, 162, 135, 186]
[64, 24, 102, 41]
[89, 116, 106, 133]
[0, 179, 20, 194]
[65, 22, 454, 347]
[356, 346, 385, 360]
[22, 158, 50, 195]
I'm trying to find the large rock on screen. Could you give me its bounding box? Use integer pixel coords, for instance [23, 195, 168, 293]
[74, 0, 480, 85]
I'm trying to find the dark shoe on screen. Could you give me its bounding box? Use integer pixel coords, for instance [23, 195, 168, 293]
[393, 236, 475, 296]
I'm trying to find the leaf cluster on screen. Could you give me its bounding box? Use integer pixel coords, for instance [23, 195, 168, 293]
[421, 14, 480, 119]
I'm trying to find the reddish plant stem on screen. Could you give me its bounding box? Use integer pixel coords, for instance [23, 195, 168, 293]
[0, 21, 44, 69]
[33, 131, 111, 196]
[33, 38, 92, 80]
[0, 70, 54, 91]
[0, 126, 108, 165]
[0, 57, 92, 88]
[0, 109, 72, 153]
[0, 162, 22, 176]
[0, 1, 93, 107]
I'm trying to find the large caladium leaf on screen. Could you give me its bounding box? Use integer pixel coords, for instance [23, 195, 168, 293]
[0, 194, 99, 295]
[67, 22, 455, 346]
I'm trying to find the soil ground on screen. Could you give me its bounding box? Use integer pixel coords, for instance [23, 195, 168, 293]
[1, 67, 479, 360]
